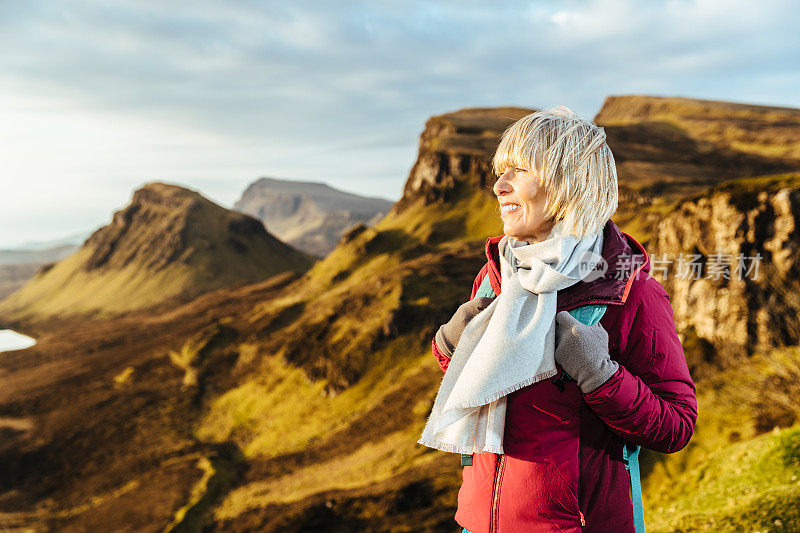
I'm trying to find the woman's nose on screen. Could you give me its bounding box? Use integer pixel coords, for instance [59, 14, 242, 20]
[493, 169, 514, 196]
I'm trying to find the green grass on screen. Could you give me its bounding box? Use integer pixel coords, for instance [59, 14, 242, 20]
[194, 333, 446, 520]
[194, 332, 431, 459]
[646, 424, 800, 532]
[643, 346, 800, 531]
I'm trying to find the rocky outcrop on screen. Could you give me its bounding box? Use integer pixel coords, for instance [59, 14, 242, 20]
[392, 107, 535, 215]
[233, 177, 393, 258]
[648, 174, 800, 378]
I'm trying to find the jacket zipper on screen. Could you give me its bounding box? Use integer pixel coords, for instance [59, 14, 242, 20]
[490, 454, 506, 533]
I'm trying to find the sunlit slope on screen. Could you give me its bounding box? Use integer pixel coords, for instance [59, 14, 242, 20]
[643, 345, 800, 531]
[0, 182, 315, 321]
[597, 95, 800, 162]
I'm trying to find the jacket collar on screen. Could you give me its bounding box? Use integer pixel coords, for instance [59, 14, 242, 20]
[483, 219, 650, 311]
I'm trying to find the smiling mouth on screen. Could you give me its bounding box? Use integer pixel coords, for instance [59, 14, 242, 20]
[500, 203, 521, 215]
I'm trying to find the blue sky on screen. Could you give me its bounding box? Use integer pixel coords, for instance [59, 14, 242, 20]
[0, 0, 798, 248]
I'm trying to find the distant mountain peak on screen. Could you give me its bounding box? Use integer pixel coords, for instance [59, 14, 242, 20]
[130, 181, 205, 209]
[234, 176, 394, 257]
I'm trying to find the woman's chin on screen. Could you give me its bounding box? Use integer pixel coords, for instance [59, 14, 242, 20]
[502, 224, 520, 238]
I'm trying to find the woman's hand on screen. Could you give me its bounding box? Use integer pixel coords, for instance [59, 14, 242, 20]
[435, 297, 494, 359]
[554, 310, 619, 394]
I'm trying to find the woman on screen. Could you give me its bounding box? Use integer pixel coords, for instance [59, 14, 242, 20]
[417, 107, 697, 532]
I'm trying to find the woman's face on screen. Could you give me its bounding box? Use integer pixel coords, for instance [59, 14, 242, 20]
[493, 166, 555, 243]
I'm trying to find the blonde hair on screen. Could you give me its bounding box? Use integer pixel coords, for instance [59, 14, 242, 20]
[492, 106, 618, 239]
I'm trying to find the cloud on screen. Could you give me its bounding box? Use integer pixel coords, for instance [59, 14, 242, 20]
[0, 0, 798, 246]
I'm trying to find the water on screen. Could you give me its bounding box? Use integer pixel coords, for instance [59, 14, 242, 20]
[0, 329, 36, 353]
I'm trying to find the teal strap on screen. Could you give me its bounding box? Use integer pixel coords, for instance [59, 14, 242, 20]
[474, 274, 495, 298]
[623, 442, 646, 532]
[569, 303, 606, 326]
[574, 304, 646, 531]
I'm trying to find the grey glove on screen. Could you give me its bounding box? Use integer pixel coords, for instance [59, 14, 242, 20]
[435, 297, 494, 359]
[554, 310, 619, 394]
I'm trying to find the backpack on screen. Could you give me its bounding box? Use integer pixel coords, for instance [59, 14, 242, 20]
[466, 275, 646, 532]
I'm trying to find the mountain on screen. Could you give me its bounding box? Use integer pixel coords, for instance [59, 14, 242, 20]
[2, 97, 800, 532]
[0, 182, 316, 322]
[233, 177, 394, 258]
[393, 106, 533, 216]
[0, 243, 79, 265]
[2, 228, 92, 252]
[0, 263, 43, 301]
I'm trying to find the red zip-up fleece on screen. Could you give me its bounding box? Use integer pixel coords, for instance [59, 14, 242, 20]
[431, 219, 698, 533]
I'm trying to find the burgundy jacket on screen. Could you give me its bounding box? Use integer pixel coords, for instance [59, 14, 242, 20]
[431, 219, 698, 532]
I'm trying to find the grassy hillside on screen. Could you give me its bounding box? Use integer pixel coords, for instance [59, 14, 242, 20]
[643, 345, 800, 531]
[596, 95, 800, 161]
[191, 181, 502, 527]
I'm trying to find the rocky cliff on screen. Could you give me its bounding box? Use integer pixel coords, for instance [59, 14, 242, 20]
[233, 177, 394, 258]
[648, 172, 800, 379]
[392, 106, 533, 215]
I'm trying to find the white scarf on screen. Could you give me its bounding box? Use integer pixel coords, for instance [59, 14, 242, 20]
[417, 221, 604, 454]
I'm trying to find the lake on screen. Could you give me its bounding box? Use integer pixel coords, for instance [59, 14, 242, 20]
[0, 329, 37, 353]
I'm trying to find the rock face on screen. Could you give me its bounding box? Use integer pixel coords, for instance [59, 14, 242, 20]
[392, 107, 533, 215]
[0, 182, 316, 321]
[648, 174, 800, 378]
[233, 177, 394, 258]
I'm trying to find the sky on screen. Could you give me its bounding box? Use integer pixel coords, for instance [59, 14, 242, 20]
[0, 0, 798, 248]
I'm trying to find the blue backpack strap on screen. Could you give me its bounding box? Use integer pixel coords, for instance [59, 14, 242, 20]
[474, 273, 496, 298]
[623, 442, 646, 532]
